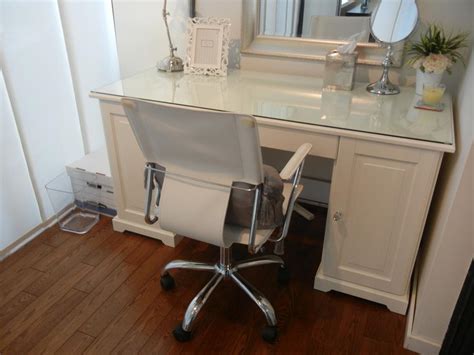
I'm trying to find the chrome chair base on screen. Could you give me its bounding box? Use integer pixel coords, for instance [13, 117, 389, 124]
[160, 247, 285, 343]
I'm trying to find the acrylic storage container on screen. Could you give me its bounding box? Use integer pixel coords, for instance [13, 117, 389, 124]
[45, 171, 99, 234]
[323, 50, 358, 91]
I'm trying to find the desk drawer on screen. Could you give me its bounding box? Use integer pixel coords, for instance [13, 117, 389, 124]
[258, 123, 339, 159]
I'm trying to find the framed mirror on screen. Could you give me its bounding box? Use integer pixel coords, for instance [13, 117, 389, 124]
[241, 0, 404, 66]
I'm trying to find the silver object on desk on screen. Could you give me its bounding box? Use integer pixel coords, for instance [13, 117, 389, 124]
[366, 0, 418, 95]
[157, 0, 184, 72]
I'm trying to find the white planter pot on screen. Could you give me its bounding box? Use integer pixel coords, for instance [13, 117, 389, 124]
[416, 69, 443, 95]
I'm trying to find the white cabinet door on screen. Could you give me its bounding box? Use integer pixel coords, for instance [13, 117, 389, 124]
[323, 138, 442, 295]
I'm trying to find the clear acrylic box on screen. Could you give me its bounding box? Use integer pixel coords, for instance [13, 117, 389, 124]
[45, 171, 100, 234]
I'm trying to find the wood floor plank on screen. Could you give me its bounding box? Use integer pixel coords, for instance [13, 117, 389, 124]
[190, 281, 252, 354]
[0, 262, 92, 349]
[78, 241, 175, 337]
[0, 242, 53, 282]
[38, 224, 76, 248]
[80, 230, 124, 267]
[360, 336, 398, 355]
[73, 233, 142, 293]
[0, 267, 44, 309]
[25, 221, 116, 297]
[328, 297, 369, 354]
[31, 217, 109, 273]
[28, 238, 161, 354]
[0, 220, 92, 272]
[112, 293, 175, 354]
[2, 288, 88, 354]
[84, 275, 167, 353]
[139, 307, 186, 355]
[364, 305, 408, 347]
[139, 244, 220, 354]
[56, 331, 95, 355]
[0, 291, 37, 329]
[0, 208, 415, 355]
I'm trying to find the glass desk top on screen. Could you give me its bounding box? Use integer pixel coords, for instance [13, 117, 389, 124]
[92, 68, 454, 146]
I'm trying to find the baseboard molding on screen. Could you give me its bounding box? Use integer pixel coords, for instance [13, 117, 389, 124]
[0, 217, 57, 261]
[404, 266, 442, 354]
[112, 217, 181, 247]
[314, 265, 409, 315]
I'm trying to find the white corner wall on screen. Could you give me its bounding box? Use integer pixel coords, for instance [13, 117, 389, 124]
[0, 70, 43, 251]
[404, 47, 474, 354]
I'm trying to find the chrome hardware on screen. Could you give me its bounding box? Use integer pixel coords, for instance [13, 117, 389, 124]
[268, 157, 306, 244]
[163, 247, 280, 332]
[157, 0, 184, 72]
[248, 185, 262, 254]
[144, 163, 159, 224]
[333, 211, 343, 222]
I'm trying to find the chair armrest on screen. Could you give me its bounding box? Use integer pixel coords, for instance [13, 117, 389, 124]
[279, 143, 312, 180]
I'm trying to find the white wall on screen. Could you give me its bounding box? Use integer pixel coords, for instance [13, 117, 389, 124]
[0, 70, 43, 251]
[405, 46, 473, 353]
[112, 0, 190, 78]
[58, 0, 120, 153]
[0, 0, 119, 256]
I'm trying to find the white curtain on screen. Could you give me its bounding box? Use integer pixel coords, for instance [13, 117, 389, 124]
[0, 0, 120, 253]
[259, 0, 302, 37]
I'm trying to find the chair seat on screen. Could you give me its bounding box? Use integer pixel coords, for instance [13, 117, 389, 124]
[224, 183, 303, 249]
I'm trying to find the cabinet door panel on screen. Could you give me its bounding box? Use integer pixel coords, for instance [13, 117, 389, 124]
[324, 138, 441, 295]
[340, 154, 414, 276]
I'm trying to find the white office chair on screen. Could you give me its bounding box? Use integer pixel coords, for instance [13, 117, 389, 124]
[122, 98, 311, 343]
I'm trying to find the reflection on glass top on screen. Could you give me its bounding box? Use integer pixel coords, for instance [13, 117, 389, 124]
[92, 68, 454, 145]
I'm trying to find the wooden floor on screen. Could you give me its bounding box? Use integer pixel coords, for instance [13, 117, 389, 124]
[0, 207, 415, 354]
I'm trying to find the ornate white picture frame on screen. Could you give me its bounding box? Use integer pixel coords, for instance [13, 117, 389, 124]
[185, 17, 231, 76]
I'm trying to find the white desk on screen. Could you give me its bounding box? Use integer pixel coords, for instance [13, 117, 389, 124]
[91, 68, 454, 315]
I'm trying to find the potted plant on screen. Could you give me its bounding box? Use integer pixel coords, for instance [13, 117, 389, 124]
[406, 24, 469, 95]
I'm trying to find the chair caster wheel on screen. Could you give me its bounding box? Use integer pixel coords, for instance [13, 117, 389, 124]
[277, 265, 290, 285]
[173, 324, 192, 342]
[160, 273, 175, 290]
[262, 325, 278, 343]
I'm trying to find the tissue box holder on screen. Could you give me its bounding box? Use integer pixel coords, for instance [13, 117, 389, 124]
[323, 50, 358, 91]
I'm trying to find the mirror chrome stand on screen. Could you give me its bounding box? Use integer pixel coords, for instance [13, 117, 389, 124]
[157, 0, 184, 72]
[367, 45, 400, 95]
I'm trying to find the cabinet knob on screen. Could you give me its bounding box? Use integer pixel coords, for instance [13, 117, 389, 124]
[333, 211, 343, 222]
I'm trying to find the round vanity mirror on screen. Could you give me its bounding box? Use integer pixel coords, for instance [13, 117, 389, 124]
[367, 0, 419, 95]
